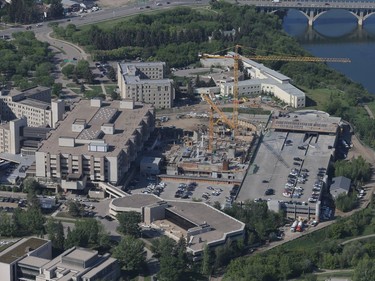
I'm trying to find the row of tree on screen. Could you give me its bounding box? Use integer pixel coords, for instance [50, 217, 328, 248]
[1, 0, 64, 24]
[224, 199, 375, 280]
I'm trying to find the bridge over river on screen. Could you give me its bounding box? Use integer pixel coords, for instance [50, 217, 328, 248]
[239, 0, 375, 26]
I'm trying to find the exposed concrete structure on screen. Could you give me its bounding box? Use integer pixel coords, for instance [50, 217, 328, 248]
[117, 62, 175, 109]
[35, 99, 155, 191]
[161, 125, 258, 185]
[109, 194, 245, 260]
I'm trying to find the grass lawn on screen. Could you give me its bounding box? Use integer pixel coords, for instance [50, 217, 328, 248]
[293, 270, 353, 281]
[302, 87, 341, 109]
[104, 84, 117, 95]
[55, 212, 78, 219]
[66, 82, 80, 88]
[0, 241, 15, 252]
[70, 85, 104, 98]
[280, 227, 331, 251]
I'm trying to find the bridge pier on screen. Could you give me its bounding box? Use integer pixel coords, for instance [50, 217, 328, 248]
[358, 11, 364, 27]
[308, 10, 315, 26]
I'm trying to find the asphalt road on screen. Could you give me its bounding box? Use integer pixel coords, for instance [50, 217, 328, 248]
[0, 0, 210, 38]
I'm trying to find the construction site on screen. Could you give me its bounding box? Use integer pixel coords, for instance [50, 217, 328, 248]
[129, 46, 351, 219]
[161, 115, 260, 185]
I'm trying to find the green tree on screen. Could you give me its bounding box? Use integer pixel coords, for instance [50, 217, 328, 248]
[116, 211, 141, 237]
[52, 83, 63, 97]
[23, 178, 41, 193]
[113, 235, 146, 272]
[335, 193, 358, 212]
[80, 83, 85, 93]
[155, 236, 191, 281]
[67, 201, 83, 217]
[201, 244, 213, 276]
[334, 156, 372, 183]
[76, 60, 93, 83]
[352, 258, 375, 281]
[65, 218, 105, 249]
[0, 212, 16, 236]
[48, 0, 64, 19]
[107, 66, 116, 81]
[62, 64, 75, 78]
[46, 218, 65, 253]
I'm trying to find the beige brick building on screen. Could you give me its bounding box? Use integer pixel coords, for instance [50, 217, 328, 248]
[35, 99, 155, 191]
[0, 86, 64, 128]
[117, 62, 174, 109]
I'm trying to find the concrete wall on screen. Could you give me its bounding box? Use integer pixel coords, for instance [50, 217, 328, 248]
[58, 137, 75, 147]
[0, 262, 11, 281]
[51, 100, 65, 129]
[144, 203, 167, 225]
[7, 117, 27, 154]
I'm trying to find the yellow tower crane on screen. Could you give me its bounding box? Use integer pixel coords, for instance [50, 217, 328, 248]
[199, 45, 351, 152]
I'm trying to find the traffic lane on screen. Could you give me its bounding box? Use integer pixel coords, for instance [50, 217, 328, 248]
[0, 0, 210, 38]
[36, 33, 84, 61]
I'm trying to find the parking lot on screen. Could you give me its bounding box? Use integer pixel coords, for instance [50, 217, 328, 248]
[238, 130, 336, 209]
[129, 177, 235, 209]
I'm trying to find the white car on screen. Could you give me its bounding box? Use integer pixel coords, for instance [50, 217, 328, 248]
[283, 192, 291, 198]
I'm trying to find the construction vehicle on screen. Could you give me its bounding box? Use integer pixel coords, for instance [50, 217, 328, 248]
[290, 220, 298, 232]
[199, 45, 350, 152]
[296, 221, 303, 232]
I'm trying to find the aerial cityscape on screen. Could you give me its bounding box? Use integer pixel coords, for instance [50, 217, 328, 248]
[0, 0, 374, 280]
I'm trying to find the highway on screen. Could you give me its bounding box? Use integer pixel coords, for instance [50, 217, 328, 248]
[0, 0, 210, 66]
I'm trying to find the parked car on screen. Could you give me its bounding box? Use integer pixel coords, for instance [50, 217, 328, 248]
[265, 188, 275, 195]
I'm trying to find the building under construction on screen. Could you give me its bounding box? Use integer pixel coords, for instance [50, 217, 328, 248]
[161, 119, 260, 185]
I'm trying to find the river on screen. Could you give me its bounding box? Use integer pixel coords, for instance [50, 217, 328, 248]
[283, 8, 375, 94]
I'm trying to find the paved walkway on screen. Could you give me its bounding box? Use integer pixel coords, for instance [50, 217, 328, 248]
[363, 105, 374, 119]
[341, 233, 375, 245]
[101, 83, 108, 96]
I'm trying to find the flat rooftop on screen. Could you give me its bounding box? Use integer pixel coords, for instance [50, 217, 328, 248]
[228, 52, 291, 81]
[238, 111, 340, 207]
[64, 248, 97, 263]
[165, 201, 245, 252]
[4, 86, 49, 98]
[38, 100, 153, 157]
[111, 195, 245, 253]
[124, 76, 172, 84]
[18, 98, 50, 110]
[111, 194, 161, 209]
[270, 110, 341, 133]
[18, 256, 49, 268]
[0, 237, 48, 264]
